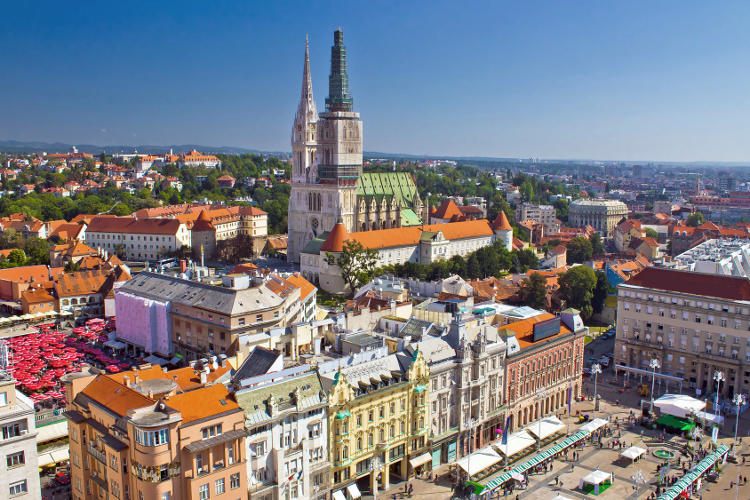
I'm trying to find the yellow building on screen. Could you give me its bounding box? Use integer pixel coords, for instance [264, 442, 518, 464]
[321, 350, 431, 499]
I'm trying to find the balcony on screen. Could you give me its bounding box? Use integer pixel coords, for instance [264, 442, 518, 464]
[87, 443, 107, 464]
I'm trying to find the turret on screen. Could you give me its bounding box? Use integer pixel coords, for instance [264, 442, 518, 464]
[291, 36, 318, 184]
[492, 211, 513, 251]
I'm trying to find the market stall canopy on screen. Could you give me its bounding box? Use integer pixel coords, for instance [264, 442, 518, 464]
[527, 416, 565, 440]
[581, 470, 610, 485]
[654, 394, 706, 418]
[104, 340, 127, 350]
[346, 483, 361, 499]
[694, 410, 724, 425]
[509, 471, 524, 482]
[657, 414, 695, 431]
[332, 490, 346, 500]
[409, 452, 432, 468]
[143, 354, 169, 366]
[551, 496, 575, 500]
[494, 429, 536, 457]
[456, 446, 503, 477]
[579, 418, 608, 434]
[621, 446, 646, 460]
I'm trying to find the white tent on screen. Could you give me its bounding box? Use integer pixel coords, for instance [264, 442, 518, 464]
[654, 394, 706, 418]
[493, 430, 536, 457]
[551, 495, 575, 500]
[510, 471, 524, 482]
[620, 446, 646, 461]
[579, 417, 608, 434]
[695, 410, 725, 425]
[456, 446, 503, 477]
[143, 354, 169, 366]
[527, 416, 565, 440]
[579, 470, 611, 494]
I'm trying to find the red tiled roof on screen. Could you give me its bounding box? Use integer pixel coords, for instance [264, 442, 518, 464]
[321, 222, 350, 252]
[87, 216, 182, 235]
[492, 211, 513, 231]
[626, 267, 750, 301]
[433, 199, 463, 220]
[500, 312, 573, 350]
[285, 273, 317, 300]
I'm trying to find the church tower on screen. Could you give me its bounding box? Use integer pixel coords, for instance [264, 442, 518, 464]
[288, 30, 363, 264]
[291, 36, 318, 185]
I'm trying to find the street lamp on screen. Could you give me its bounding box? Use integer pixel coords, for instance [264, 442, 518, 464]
[370, 455, 382, 500]
[714, 370, 725, 414]
[631, 469, 646, 499]
[733, 394, 746, 500]
[649, 359, 660, 413]
[536, 390, 548, 451]
[466, 418, 477, 481]
[591, 363, 602, 419]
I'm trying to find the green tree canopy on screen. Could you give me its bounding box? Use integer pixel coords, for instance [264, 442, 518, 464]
[566, 236, 593, 264]
[519, 272, 547, 309]
[592, 270, 610, 314]
[559, 265, 597, 319]
[326, 240, 379, 297]
[686, 212, 705, 227]
[644, 227, 658, 239]
[589, 233, 604, 258]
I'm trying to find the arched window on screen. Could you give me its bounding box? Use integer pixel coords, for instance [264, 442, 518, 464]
[71, 298, 78, 305]
[342, 446, 348, 460]
[357, 437, 362, 450]
[379, 429, 384, 442]
[390, 424, 395, 438]
[368, 433, 373, 446]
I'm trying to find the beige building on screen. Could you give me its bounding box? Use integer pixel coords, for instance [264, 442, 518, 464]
[515, 203, 558, 233]
[64, 362, 246, 500]
[615, 267, 750, 398]
[114, 271, 308, 360]
[319, 350, 431, 498]
[85, 216, 191, 261]
[0, 374, 41, 499]
[568, 199, 628, 238]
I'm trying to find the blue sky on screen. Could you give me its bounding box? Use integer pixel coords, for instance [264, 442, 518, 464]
[2, 1, 749, 161]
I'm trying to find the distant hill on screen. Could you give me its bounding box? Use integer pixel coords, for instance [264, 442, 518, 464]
[0, 140, 286, 156]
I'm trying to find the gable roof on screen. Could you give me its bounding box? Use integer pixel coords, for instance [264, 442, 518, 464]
[433, 199, 463, 220]
[285, 273, 317, 301]
[625, 267, 750, 302]
[232, 347, 282, 382]
[87, 216, 182, 235]
[80, 375, 153, 417]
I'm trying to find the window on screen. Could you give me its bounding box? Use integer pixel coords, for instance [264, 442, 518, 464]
[6, 451, 24, 468]
[199, 484, 210, 500]
[135, 428, 169, 446]
[201, 424, 222, 440]
[0, 392, 6, 406]
[9, 480, 27, 496]
[2, 422, 22, 439]
[215, 478, 225, 495]
[230, 473, 241, 489]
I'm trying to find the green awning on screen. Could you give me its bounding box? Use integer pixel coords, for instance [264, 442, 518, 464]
[657, 414, 695, 431]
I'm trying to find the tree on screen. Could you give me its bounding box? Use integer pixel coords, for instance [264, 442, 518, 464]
[64, 260, 81, 273]
[589, 233, 604, 258]
[686, 212, 705, 227]
[22, 238, 49, 265]
[326, 240, 379, 297]
[514, 248, 539, 273]
[592, 270, 610, 314]
[559, 266, 597, 319]
[520, 181, 534, 202]
[6, 249, 26, 266]
[519, 272, 548, 309]
[566, 237, 593, 264]
[644, 227, 658, 239]
[448, 255, 466, 277]
[553, 199, 569, 222]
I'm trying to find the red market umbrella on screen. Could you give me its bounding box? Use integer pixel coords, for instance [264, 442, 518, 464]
[105, 365, 121, 373]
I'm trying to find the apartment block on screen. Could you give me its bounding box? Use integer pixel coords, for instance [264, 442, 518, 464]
[64, 362, 247, 500]
[0, 375, 41, 500]
[615, 267, 750, 398]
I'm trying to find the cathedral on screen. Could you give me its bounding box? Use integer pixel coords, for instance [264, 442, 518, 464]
[287, 30, 425, 263]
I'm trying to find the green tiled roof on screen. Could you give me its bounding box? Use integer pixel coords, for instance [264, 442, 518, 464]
[401, 208, 423, 227]
[301, 235, 327, 255]
[357, 172, 419, 208]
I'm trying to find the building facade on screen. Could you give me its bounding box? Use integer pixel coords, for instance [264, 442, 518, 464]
[305, 218, 511, 294]
[287, 31, 424, 263]
[0, 375, 41, 500]
[85, 217, 191, 261]
[568, 199, 628, 238]
[115, 271, 309, 360]
[501, 310, 586, 431]
[234, 370, 329, 500]
[64, 363, 247, 500]
[319, 350, 430, 498]
[614, 267, 750, 398]
[515, 203, 558, 233]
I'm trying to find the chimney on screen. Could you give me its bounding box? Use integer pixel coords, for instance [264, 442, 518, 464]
[133, 370, 140, 385]
[147, 389, 154, 399]
[162, 366, 168, 373]
[123, 375, 130, 388]
[199, 369, 208, 385]
[210, 355, 218, 370]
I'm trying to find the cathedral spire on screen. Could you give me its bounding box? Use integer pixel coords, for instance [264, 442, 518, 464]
[325, 29, 353, 112]
[297, 35, 317, 121]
